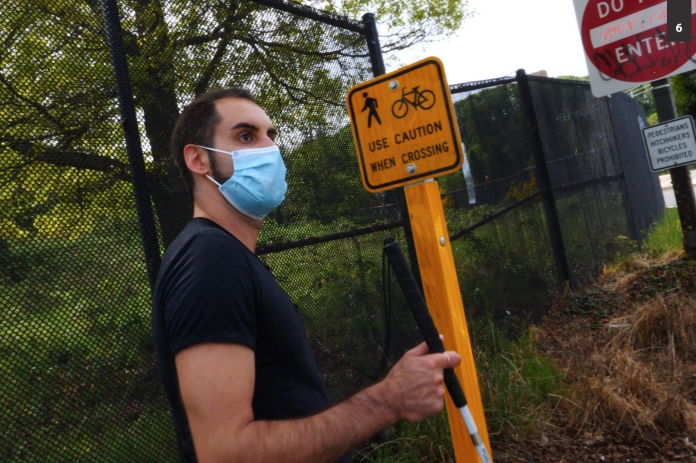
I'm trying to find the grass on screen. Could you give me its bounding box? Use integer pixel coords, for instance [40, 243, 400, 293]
[0, 198, 680, 462]
[642, 207, 683, 257]
[0, 224, 177, 462]
[561, 207, 696, 437]
[356, 208, 693, 462]
[531, 207, 696, 460]
[355, 311, 568, 463]
[471, 318, 565, 445]
[567, 291, 696, 435]
[355, 410, 455, 463]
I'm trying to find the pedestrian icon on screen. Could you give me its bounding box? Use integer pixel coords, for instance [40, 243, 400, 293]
[361, 92, 381, 128]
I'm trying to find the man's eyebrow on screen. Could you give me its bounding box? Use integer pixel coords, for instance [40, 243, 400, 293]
[230, 122, 258, 131]
[230, 122, 278, 135]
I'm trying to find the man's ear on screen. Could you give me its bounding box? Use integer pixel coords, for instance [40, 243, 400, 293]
[183, 145, 211, 176]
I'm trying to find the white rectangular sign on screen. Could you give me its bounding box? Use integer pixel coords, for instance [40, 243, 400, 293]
[641, 116, 696, 171]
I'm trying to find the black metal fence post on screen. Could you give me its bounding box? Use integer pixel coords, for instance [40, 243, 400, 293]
[516, 69, 572, 286]
[362, 12, 424, 292]
[101, 0, 162, 290]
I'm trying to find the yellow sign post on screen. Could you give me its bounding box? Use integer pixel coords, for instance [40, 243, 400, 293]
[347, 57, 493, 463]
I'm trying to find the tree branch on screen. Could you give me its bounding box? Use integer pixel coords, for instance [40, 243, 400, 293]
[248, 43, 345, 109]
[194, 32, 233, 96]
[237, 35, 369, 59]
[36, 149, 131, 181]
[2, 139, 132, 182]
[0, 73, 64, 130]
[171, 9, 251, 48]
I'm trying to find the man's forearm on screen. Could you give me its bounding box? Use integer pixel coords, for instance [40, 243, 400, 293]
[228, 381, 398, 463]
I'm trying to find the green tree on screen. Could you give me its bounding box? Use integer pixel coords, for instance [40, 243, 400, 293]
[0, 0, 472, 248]
[555, 75, 589, 81]
[279, 125, 385, 225]
[671, 70, 696, 119]
[452, 83, 534, 186]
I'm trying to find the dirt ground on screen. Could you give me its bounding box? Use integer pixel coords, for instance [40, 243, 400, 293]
[495, 253, 696, 463]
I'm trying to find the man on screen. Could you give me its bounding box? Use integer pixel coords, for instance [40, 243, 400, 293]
[151, 88, 461, 463]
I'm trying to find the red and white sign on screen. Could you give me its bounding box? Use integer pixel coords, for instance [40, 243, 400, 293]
[573, 0, 696, 97]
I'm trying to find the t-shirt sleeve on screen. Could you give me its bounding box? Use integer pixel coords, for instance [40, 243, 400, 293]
[160, 232, 258, 356]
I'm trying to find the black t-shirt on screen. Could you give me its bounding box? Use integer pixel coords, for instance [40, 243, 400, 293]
[151, 218, 352, 463]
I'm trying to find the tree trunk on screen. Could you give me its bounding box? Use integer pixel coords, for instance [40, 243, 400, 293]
[129, 0, 193, 248]
[140, 84, 193, 248]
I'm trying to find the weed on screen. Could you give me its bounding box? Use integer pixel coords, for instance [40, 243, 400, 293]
[355, 311, 568, 463]
[643, 208, 683, 257]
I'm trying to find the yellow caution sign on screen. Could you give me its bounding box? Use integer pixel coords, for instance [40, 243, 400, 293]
[346, 57, 463, 193]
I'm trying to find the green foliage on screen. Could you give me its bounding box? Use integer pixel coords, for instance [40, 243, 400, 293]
[319, 0, 472, 41]
[444, 199, 557, 321]
[555, 75, 589, 81]
[562, 284, 623, 319]
[0, 225, 176, 462]
[625, 83, 657, 117]
[355, 312, 566, 463]
[1, 194, 572, 461]
[624, 71, 696, 124]
[452, 84, 534, 185]
[260, 223, 420, 400]
[471, 312, 565, 444]
[278, 125, 384, 225]
[355, 409, 454, 463]
[553, 186, 632, 283]
[624, 257, 696, 301]
[1, 0, 471, 249]
[641, 207, 683, 257]
[671, 70, 696, 119]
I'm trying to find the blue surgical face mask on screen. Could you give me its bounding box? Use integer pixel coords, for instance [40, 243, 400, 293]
[199, 144, 288, 220]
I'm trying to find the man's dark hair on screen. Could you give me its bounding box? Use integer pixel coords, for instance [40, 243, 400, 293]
[171, 88, 256, 197]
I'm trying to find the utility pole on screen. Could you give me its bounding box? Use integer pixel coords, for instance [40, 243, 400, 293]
[651, 78, 696, 259]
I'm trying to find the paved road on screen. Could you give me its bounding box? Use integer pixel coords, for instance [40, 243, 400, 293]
[660, 172, 696, 208]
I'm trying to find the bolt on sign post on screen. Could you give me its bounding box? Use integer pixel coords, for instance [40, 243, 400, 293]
[346, 56, 493, 462]
[572, 0, 696, 259]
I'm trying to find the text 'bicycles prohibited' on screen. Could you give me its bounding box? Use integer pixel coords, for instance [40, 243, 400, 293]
[346, 57, 463, 193]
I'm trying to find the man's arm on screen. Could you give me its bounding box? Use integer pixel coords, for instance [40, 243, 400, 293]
[176, 339, 460, 463]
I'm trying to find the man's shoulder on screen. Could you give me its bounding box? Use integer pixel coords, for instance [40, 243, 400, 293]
[156, 218, 254, 291]
[163, 218, 249, 263]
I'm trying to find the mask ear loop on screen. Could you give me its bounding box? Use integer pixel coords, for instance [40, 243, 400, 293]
[206, 175, 222, 187]
[198, 145, 225, 187]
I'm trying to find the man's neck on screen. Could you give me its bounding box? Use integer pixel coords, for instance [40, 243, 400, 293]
[193, 199, 262, 253]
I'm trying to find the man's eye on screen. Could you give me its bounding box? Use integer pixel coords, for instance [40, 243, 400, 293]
[240, 133, 252, 141]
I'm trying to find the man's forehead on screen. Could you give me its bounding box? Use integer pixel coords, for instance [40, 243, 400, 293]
[214, 97, 272, 129]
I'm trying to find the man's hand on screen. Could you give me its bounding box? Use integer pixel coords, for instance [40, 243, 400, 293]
[378, 338, 462, 422]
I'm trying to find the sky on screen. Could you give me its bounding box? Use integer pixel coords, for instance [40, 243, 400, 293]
[386, 0, 591, 85]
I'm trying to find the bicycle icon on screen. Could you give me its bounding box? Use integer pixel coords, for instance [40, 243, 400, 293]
[391, 86, 436, 119]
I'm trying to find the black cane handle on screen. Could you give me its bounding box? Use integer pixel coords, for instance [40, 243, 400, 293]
[383, 238, 467, 409]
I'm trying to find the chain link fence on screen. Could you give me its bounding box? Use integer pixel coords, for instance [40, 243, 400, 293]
[0, 0, 663, 461]
[0, 0, 422, 460]
[441, 74, 663, 325]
